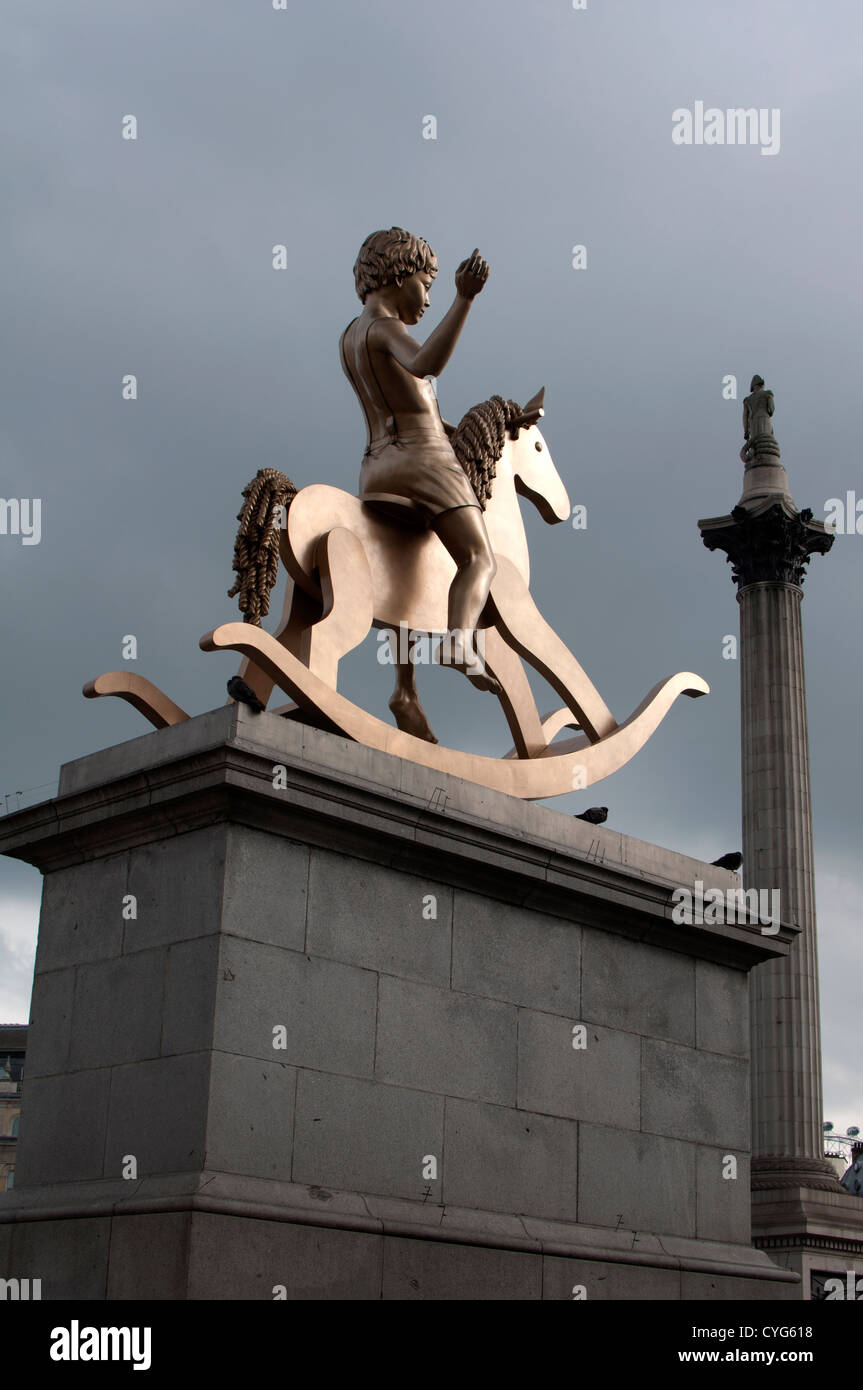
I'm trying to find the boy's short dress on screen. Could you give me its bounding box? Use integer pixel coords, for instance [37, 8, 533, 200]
[360, 421, 481, 526]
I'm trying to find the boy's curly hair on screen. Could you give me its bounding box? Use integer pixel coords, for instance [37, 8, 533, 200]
[353, 227, 438, 303]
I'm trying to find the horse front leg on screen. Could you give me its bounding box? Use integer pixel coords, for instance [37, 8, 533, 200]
[481, 628, 547, 758]
[488, 556, 617, 743]
[388, 633, 438, 744]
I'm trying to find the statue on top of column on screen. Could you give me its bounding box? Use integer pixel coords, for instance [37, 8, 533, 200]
[741, 374, 780, 461]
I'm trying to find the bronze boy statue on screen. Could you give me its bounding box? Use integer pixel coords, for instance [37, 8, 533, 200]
[340, 227, 499, 693]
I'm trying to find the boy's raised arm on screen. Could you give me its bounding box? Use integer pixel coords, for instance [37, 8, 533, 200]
[373, 250, 489, 379]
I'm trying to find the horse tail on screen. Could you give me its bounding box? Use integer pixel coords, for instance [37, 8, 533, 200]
[228, 468, 299, 626]
[450, 396, 522, 507]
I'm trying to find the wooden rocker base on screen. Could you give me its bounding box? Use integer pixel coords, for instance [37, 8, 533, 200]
[83, 673, 190, 729]
[197, 622, 709, 800]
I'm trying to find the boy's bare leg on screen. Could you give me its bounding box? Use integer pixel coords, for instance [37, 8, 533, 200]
[388, 634, 438, 743]
[432, 506, 501, 694]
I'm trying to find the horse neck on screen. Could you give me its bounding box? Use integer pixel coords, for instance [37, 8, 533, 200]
[482, 439, 530, 584]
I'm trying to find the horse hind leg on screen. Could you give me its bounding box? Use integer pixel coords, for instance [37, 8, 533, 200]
[232, 578, 322, 709]
[303, 527, 375, 689]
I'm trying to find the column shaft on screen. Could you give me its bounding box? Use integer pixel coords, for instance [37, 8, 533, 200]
[739, 581, 824, 1160]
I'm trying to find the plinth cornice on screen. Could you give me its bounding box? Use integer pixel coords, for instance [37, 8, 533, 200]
[0, 706, 788, 972]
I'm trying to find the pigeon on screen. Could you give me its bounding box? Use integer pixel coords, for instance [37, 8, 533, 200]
[575, 806, 608, 825]
[227, 676, 266, 713]
[711, 852, 742, 871]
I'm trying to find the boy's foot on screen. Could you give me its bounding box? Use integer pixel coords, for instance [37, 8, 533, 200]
[434, 632, 502, 696]
[389, 691, 438, 743]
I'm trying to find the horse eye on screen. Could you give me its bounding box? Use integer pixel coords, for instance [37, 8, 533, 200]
[534, 441, 542, 451]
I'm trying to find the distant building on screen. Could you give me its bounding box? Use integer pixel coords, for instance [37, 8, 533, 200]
[0, 1025, 27, 1192]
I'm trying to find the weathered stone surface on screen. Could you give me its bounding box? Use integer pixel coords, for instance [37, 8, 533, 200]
[696, 959, 749, 1057]
[443, 1096, 578, 1221]
[542, 1254, 681, 1300]
[0, 1199, 797, 1301]
[452, 890, 580, 1014]
[8, 1217, 110, 1301]
[37, 857, 128, 971]
[222, 825, 308, 953]
[56, 705, 237, 797]
[375, 976, 516, 1104]
[69, 948, 165, 1071]
[293, 1070, 443, 1201]
[107, 1214, 191, 1300]
[161, 935, 220, 1057]
[213, 936, 377, 1078]
[696, 1146, 751, 1244]
[381, 1235, 541, 1300]
[206, 1052, 296, 1181]
[517, 1012, 640, 1128]
[682, 1269, 797, 1300]
[104, 1053, 210, 1178]
[581, 930, 696, 1045]
[641, 1040, 749, 1148]
[307, 848, 451, 986]
[189, 1213, 383, 1300]
[15, 1071, 110, 1186]
[129, 827, 225, 952]
[25, 966, 75, 1077]
[578, 1124, 696, 1237]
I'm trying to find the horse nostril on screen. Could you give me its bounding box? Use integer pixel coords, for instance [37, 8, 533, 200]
[535, 441, 542, 451]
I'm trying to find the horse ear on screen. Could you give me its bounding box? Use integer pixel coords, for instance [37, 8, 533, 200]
[522, 387, 546, 417]
[508, 387, 546, 438]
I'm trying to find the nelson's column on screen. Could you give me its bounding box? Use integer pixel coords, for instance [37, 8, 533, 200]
[699, 375, 863, 1296]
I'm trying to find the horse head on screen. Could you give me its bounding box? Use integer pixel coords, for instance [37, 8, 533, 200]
[506, 388, 570, 525]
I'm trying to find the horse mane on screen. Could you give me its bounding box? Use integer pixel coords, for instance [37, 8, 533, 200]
[450, 396, 522, 508]
[228, 467, 298, 626]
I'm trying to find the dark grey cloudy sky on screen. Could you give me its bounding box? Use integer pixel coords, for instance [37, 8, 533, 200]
[1, 0, 860, 1132]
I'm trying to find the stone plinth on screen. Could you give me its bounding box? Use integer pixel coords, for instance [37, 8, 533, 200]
[0, 706, 797, 1299]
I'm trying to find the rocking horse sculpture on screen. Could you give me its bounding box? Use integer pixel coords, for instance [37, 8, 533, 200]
[85, 228, 707, 799]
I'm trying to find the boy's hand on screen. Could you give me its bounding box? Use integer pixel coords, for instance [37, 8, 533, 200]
[455, 248, 489, 300]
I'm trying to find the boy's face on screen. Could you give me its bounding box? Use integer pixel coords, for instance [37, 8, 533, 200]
[394, 269, 434, 325]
